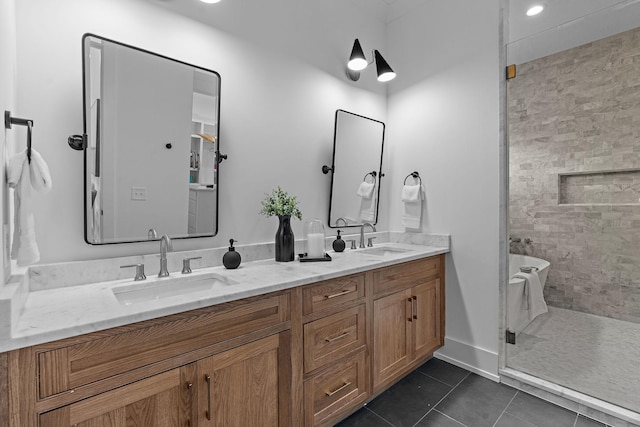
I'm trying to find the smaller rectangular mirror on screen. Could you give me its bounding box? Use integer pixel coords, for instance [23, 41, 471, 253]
[328, 110, 385, 227]
[82, 34, 221, 244]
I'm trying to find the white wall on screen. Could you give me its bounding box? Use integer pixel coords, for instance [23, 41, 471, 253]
[13, 0, 387, 262]
[387, 0, 502, 378]
[0, 0, 17, 283]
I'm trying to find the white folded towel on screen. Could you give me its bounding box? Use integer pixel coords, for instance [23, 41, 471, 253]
[356, 181, 375, 200]
[7, 148, 52, 266]
[401, 185, 422, 229]
[91, 175, 102, 243]
[360, 184, 377, 222]
[513, 271, 548, 321]
[401, 184, 420, 202]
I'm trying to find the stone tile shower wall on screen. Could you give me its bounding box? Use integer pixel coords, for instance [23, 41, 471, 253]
[508, 27, 640, 324]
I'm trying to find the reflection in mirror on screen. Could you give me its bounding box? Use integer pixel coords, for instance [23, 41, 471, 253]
[328, 110, 385, 227]
[82, 34, 221, 244]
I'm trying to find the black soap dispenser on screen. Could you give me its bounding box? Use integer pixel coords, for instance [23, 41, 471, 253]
[223, 239, 241, 269]
[332, 230, 346, 253]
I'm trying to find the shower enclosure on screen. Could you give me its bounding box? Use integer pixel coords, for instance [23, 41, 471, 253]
[503, 1, 640, 425]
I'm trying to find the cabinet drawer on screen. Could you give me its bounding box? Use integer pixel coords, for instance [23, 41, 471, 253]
[373, 256, 440, 297]
[37, 293, 290, 399]
[303, 305, 366, 373]
[304, 351, 368, 427]
[302, 273, 365, 315]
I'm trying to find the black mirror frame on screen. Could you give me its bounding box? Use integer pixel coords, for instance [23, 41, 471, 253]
[327, 109, 385, 228]
[80, 33, 223, 245]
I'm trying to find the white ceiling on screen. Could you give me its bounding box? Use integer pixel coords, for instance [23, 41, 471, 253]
[508, 0, 640, 63]
[349, 0, 432, 24]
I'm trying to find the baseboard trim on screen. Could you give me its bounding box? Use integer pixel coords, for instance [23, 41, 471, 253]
[434, 337, 499, 382]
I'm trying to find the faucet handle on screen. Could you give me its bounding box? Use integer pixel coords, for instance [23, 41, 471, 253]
[182, 257, 202, 274]
[121, 263, 146, 281]
[367, 237, 377, 247]
[346, 239, 357, 250]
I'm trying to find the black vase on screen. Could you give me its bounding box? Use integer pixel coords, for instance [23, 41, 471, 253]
[275, 215, 295, 262]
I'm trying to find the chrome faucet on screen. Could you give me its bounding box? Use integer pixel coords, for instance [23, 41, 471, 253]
[359, 222, 376, 248]
[158, 234, 173, 277]
[335, 217, 348, 227]
[148, 228, 158, 240]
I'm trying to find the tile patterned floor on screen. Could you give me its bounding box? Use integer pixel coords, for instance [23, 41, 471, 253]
[507, 307, 640, 414]
[335, 358, 609, 427]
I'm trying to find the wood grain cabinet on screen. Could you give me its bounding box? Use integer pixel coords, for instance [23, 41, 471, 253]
[197, 333, 289, 427]
[39, 364, 197, 427]
[301, 274, 369, 427]
[0, 254, 445, 427]
[372, 259, 444, 393]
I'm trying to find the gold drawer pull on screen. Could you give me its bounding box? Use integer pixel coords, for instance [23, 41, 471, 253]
[325, 381, 352, 397]
[324, 289, 353, 299]
[325, 332, 350, 343]
[205, 374, 212, 421]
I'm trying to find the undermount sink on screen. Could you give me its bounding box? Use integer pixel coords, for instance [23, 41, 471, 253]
[112, 272, 235, 305]
[357, 246, 414, 257]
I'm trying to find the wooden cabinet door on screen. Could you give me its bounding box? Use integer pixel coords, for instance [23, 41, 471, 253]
[39, 364, 197, 427]
[411, 278, 441, 361]
[372, 289, 412, 389]
[197, 334, 284, 427]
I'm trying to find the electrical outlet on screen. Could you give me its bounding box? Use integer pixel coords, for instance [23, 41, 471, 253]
[131, 187, 146, 201]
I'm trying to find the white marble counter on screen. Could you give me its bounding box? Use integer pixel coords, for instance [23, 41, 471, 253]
[0, 232, 449, 353]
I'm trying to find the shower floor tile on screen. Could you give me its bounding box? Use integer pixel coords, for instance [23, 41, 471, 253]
[507, 306, 640, 414]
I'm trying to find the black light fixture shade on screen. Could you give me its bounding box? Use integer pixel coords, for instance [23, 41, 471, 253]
[374, 50, 396, 82]
[348, 39, 368, 71]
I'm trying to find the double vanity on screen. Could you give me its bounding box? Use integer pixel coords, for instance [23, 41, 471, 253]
[0, 233, 448, 427]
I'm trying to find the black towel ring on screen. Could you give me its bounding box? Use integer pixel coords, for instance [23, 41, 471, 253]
[404, 171, 422, 186]
[363, 171, 377, 184]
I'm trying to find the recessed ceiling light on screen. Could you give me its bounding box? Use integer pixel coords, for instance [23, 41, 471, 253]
[200, 0, 221, 3]
[526, 5, 544, 16]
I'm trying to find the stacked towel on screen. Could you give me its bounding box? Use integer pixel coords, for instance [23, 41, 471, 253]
[401, 184, 422, 229]
[356, 181, 375, 199]
[7, 149, 52, 266]
[513, 271, 547, 321]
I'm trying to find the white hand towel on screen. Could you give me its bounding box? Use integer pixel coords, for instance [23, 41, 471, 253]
[401, 184, 420, 202]
[356, 181, 375, 199]
[91, 175, 102, 243]
[513, 271, 548, 321]
[360, 185, 377, 222]
[401, 185, 422, 229]
[7, 150, 39, 265]
[29, 149, 53, 193]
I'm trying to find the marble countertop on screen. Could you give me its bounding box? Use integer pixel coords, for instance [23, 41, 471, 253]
[0, 234, 449, 353]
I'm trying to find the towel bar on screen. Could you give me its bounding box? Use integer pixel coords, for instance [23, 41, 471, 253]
[5, 110, 33, 163]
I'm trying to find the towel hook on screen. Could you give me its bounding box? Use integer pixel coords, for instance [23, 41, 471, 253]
[363, 171, 377, 183]
[5, 110, 33, 163]
[403, 171, 422, 186]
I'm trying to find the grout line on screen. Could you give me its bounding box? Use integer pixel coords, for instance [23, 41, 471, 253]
[363, 407, 395, 427]
[417, 369, 464, 388]
[432, 409, 468, 426]
[491, 389, 520, 427]
[572, 412, 578, 427]
[412, 371, 472, 427]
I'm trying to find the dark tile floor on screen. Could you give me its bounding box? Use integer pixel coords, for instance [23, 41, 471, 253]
[335, 359, 609, 427]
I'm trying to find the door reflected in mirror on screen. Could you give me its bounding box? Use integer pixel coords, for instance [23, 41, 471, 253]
[82, 34, 221, 244]
[328, 110, 385, 227]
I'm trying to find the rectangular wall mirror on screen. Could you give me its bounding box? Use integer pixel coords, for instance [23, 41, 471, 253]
[82, 34, 221, 244]
[327, 110, 385, 227]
